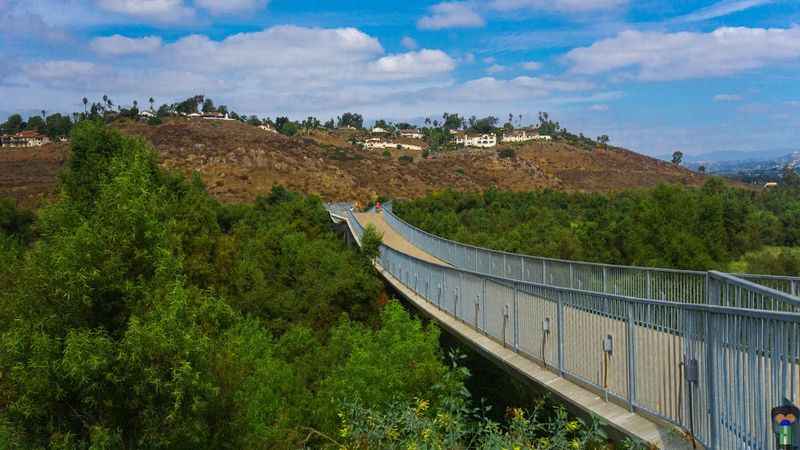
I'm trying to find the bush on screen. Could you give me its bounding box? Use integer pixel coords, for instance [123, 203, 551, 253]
[497, 148, 516, 159]
[399, 155, 414, 164]
[382, 149, 391, 158]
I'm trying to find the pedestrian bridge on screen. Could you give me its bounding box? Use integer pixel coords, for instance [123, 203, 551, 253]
[326, 202, 800, 450]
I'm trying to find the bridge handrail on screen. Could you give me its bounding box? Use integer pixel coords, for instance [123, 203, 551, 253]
[373, 238, 800, 450]
[382, 203, 706, 274]
[382, 204, 800, 308]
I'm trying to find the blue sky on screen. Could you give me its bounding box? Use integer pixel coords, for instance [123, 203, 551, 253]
[2, 0, 800, 156]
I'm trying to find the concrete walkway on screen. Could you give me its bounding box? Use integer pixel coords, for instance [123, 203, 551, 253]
[356, 212, 449, 266]
[347, 211, 696, 450]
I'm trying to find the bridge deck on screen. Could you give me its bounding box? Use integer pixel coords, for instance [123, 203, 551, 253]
[355, 211, 693, 449]
[356, 212, 449, 266]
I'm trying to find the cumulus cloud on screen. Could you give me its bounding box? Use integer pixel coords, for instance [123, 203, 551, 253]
[565, 26, 800, 80]
[368, 49, 456, 80]
[447, 76, 594, 102]
[418, 2, 485, 30]
[490, 0, 627, 13]
[95, 0, 194, 22]
[194, 0, 268, 15]
[401, 36, 418, 50]
[713, 94, 742, 102]
[91, 35, 163, 55]
[521, 61, 541, 70]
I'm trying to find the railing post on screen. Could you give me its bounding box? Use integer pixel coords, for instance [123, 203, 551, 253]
[704, 311, 720, 449]
[557, 290, 565, 376]
[602, 266, 608, 293]
[646, 270, 651, 299]
[482, 278, 487, 332]
[513, 283, 519, 352]
[521, 256, 526, 282]
[543, 260, 548, 285]
[569, 263, 574, 289]
[626, 301, 636, 412]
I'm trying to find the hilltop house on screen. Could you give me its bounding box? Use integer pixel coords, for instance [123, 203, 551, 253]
[202, 112, 233, 120]
[259, 124, 278, 133]
[453, 132, 497, 148]
[502, 128, 551, 143]
[361, 138, 423, 151]
[399, 128, 424, 140]
[371, 126, 389, 134]
[1, 130, 51, 148]
[139, 110, 156, 119]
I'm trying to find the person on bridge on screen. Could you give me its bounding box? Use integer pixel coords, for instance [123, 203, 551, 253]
[375, 201, 382, 213]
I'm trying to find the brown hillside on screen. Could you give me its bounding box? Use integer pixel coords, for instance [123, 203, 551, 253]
[1, 118, 711, 207]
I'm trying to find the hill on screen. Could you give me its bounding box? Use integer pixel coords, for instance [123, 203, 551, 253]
[1, 117, 709, 206]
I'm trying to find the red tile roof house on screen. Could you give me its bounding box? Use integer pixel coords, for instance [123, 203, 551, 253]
[1, 131, 51, 148]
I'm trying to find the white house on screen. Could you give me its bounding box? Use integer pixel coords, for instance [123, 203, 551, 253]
[202, 112, 233, 120]
[399, 129, 424, 140]
[1, 130, 51, 148]
[454, 133, 497, 148]
[259, 124, 278, 133]
[502, 129, 551, 143]
[371, 127, 389, 134]
[139, 110, 156, 119]
[361, 138, 423, 151]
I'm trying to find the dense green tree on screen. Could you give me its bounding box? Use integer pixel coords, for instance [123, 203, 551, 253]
[394, 181, 800, 273]
[2, 114, 25, 133]
[337, 112, 363, 129]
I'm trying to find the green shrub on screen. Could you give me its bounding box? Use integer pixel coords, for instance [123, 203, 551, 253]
[399, 155, 414, 164]
[497, 148, 516, 159]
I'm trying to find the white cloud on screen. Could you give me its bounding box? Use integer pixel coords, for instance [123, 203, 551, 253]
[194, 0, 268, 15]
[368, 49, 456, 80]
[521, 61, 541, 70]
[589, 104, 609, 111]
[95, 0, 194, 22]
[483, 56, 496, 64]
[486, 64, 507, 73]
[713, 94, 742, 102]
[674, 0, 774, 23]
[462, 53, 476, 63]
[490, 0, 627, 13]
[164, 26, 384, 73]
[401, 36, 418, 50]
[91, 35, 163, 55]
[418, 2, 485, 30]
[447, 76, 594, 102]
[565, 26, 800, 81]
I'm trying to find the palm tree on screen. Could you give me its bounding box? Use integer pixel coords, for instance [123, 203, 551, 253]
[133, 100, 138, 110]
[82, 97, 88, 114]
[41, 110, 46, 119]
[149, 97, 155, 111]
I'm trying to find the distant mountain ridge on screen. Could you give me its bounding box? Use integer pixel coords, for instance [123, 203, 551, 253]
[658, 148, 798, 165]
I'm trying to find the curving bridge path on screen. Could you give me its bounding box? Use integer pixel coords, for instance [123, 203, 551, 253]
[328, 203, 800, 450]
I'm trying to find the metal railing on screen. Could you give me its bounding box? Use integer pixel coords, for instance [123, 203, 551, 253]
[331, 206, 800, 449]
[375, 235, 800, 450]
[381, 205, 800, 311]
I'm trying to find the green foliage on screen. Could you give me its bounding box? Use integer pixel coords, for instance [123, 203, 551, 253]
[360, 224, 383, 261]
[399, 155, 414, 164]
[729, 247, 800, 276]
[339, 395, 609, 449]
[337, 112, 364, 129]
[497, 148, 516, 159]
[0, 122, 473, 449]
[395, 181, 800, 272]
